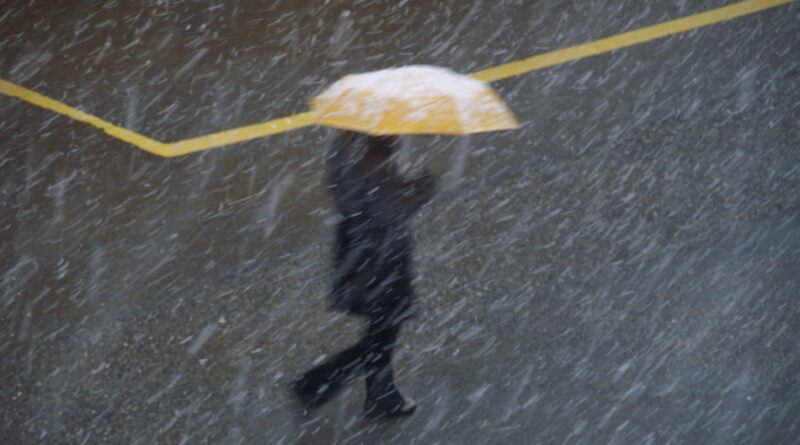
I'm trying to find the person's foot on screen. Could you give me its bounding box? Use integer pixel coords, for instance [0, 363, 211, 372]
[293, 373, 341, 409]
[363, 396, 416, 419]
[293, 346, 365, 409]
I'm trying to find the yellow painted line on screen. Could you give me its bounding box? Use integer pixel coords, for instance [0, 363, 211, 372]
[0, 0, 795, 157]
[470, 0, 796, 82]
[0, 78, 168, 156]
[164, 112, 315, 157]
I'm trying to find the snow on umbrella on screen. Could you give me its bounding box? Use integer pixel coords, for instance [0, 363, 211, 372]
[311, 65, 519, 135]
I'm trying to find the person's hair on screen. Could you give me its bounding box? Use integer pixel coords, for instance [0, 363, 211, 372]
[366, 135, 399, 154]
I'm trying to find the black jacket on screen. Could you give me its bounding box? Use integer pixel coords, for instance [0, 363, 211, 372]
[326, 131, 436, 323]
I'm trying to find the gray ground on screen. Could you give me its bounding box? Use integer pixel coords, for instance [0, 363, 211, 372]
[1, 1, 799, 444]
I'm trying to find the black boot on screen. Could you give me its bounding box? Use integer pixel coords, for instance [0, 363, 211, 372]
[363, 359, 415, 419]
[363, 394, 416, 419]
[293, 343, 365, 409]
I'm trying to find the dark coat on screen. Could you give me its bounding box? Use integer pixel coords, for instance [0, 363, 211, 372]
[326, 131, 436, 323]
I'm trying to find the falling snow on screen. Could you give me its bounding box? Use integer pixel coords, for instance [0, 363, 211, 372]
[1, 1, 799, 444]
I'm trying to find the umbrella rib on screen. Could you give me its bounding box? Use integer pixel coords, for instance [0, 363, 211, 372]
[448, 95, 466, 135]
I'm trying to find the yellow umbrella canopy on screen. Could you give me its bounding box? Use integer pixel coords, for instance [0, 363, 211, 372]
[311, 65, 519, 135]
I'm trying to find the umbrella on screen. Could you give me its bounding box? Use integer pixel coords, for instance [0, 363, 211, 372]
[311, 65, 519, 135]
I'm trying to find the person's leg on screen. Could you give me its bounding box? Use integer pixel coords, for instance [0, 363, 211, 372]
[293, 339, 367, 409]
[362, 317, 416, 418]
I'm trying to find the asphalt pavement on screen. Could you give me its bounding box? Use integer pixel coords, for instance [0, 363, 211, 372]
[1, 1, 799, 444]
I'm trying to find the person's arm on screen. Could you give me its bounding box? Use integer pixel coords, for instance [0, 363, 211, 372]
[401, 171, 437, 211]
[374, 168, 437, 222]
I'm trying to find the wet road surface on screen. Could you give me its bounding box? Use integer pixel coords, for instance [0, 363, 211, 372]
[2, 1, 799, 444]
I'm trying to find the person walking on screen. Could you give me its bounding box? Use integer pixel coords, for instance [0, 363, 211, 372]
[293, 130, 436, 419]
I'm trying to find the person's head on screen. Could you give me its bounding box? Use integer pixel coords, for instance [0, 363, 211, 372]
[366, 135, 400, 155]
[334, 129, 363, 145]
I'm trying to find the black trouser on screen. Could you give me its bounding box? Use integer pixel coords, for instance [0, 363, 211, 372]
[295, 316, 403, 409]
